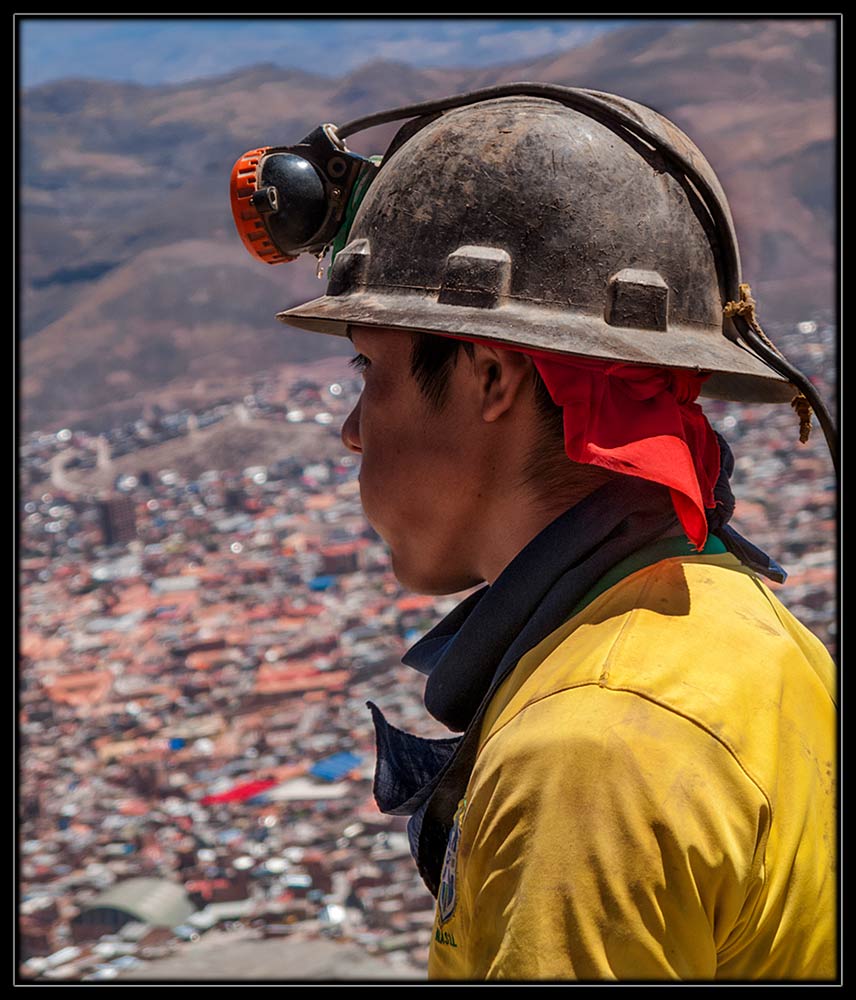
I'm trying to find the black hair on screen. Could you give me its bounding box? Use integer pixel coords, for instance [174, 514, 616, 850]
[409, 331, 563, 433]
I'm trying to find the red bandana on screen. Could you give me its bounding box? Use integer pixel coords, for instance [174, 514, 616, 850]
[445, 336, 721, 550]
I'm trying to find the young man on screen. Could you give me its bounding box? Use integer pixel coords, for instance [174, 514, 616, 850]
[233, 85, 837, 980]
[338, 322, 836, 981]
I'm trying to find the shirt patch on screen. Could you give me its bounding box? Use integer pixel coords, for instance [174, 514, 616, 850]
[438, 797, 466, 925]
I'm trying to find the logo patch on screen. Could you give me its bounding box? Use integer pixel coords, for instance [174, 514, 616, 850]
[438, 797, 466, 925]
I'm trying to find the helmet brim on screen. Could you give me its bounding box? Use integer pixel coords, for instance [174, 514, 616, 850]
[277, 290, 796, 404]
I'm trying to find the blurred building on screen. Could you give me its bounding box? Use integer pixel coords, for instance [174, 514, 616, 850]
[98, 496, 137, 546]
[70, 877, 196, 944]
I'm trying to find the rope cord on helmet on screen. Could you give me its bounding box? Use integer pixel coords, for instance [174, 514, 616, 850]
[338, 82, 838, 474]
[722, 283, 783, 356]
[724, 286, 838, 472]
[791, 395, 814, 446]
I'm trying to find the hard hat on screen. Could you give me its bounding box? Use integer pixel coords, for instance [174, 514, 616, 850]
[230, 84, 836, 461]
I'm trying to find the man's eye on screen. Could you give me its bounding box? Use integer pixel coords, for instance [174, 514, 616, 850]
[349, 353, 371, 374]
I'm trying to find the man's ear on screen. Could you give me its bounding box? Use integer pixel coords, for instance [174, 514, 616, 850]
[471, 345, 533, 423]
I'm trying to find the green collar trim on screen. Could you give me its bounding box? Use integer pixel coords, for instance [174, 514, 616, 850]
[569, 534, 728, 618]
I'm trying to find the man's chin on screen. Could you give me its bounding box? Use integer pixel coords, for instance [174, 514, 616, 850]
[389, 550, 484, 597]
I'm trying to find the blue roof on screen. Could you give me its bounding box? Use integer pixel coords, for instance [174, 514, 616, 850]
[309, 751, 362, 783]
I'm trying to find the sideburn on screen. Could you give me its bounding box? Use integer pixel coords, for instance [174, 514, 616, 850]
[410, 331, 617, 511]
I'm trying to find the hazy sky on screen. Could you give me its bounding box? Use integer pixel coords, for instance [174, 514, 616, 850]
[17, 16, 638, 89]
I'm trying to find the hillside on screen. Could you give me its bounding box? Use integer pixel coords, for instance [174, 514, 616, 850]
[19, 18, 837, 432]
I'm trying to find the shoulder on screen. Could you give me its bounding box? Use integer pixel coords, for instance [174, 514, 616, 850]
[479, 552, 835, 794]
[455, 682, 767, 980]
[449, 554, 836, 979]
[471, 680, 768, 848]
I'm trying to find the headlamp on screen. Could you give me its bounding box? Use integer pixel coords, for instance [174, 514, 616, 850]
[230, 123, 379, 265]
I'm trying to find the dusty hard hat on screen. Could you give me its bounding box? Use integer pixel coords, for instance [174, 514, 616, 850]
[278, 92, 794, 404]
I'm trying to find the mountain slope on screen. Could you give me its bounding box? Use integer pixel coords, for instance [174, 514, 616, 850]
[19, 18, 837, 432]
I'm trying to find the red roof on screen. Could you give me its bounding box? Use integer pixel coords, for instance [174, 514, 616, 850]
[396, 595, 437, 612]
[186, 649, 238, 671]
[117, 798, 151, 816]
[320, 541, 368, 558]
[184, 878, 231, 900]
[255, 669, 349, 695]
[200, 778, 279, 805]
[20, 632, 69, 659]
[44, 670, 113, 706]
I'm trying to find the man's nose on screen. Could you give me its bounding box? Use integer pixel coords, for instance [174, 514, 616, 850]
[341, 396, 362, 454]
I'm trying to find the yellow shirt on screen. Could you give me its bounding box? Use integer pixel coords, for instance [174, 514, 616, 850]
[427, 552, 837, 981]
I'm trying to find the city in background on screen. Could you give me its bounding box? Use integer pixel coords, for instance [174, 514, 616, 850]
[18, 313, 837, 981]
[17, 16, 838, 984]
